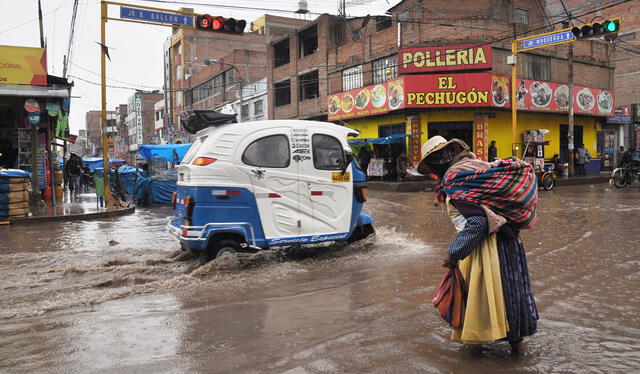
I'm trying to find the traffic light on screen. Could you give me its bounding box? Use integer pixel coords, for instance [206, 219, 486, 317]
[196, 14, 246, 33]
[571, 17, 620, 41]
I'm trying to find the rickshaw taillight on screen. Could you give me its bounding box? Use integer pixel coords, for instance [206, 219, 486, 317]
[185, 195, 195, 218]
[362, 188, 367, 201]
[172, 192, 177, 209]
[192, 157, 217, 166]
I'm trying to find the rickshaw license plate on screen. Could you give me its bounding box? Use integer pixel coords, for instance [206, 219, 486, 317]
[331, 172, 351, 183]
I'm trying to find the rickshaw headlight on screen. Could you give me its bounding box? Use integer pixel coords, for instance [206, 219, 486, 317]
[192, 157, 217, 166]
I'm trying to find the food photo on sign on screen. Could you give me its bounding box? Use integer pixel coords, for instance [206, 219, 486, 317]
[491, 76, 510, 107]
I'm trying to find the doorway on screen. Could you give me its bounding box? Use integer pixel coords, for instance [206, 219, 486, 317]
[427, 121, 474, 151]
[560, 125, 583, 163]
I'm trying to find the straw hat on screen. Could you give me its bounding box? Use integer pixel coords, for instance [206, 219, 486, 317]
[417, 136, 469, 175]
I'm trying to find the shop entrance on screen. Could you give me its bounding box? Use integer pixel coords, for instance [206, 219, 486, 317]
[374, 124, 406, 181]
[560, 125, 583, 163]
[427, 121, 474, 151]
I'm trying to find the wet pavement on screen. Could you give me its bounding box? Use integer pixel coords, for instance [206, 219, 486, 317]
[1, 184, 639, 373]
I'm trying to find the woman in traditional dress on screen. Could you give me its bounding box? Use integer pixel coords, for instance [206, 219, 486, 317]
[417, 136, 539, 354]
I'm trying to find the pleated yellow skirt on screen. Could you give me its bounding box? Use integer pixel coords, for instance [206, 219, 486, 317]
[451, 233, 509, 344]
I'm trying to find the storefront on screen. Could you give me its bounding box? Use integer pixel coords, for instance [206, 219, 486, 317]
[0, 45, 72, 204]
[328, 45, 614, 178]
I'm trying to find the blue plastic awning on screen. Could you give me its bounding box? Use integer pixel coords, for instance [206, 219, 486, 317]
[82, 157, 126, 172]
[138, 144, 192, 162]
[347, 132, 423, 146]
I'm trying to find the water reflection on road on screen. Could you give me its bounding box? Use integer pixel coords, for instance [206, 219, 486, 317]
[1, 185, 639, 373]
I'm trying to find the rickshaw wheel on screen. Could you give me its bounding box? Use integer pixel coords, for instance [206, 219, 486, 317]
[212, 239, 241, 259]
[541, 172, 554, 191]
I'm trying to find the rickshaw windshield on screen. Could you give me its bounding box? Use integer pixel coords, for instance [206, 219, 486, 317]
[181, 136, 208, 164]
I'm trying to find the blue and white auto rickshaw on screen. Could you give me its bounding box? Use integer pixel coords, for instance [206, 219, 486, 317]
[168, 111, 374, 264]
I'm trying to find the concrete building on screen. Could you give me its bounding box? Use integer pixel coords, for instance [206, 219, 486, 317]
[123, 92, 164, 159]
[85, 110, 115, 157]
[154, 99, 166, 144]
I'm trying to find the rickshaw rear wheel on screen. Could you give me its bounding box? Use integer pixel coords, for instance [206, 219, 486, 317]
[211, 239, 241, 259]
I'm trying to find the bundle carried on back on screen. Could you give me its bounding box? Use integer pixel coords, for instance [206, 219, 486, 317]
[435, 157, 538, 230]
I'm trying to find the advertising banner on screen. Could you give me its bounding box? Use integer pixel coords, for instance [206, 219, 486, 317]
[473, 114, 489, 161]
[0, 45, 47, 85]
[514, 78, 614, 116]
[328, 73, 614, 121]
[398, 44, 492, 74]
[327, 77, 404, 121]
[404, 73, 507, 109]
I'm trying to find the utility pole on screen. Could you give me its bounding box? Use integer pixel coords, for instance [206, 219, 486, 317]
[31, 0, 45, 203]
[100, 1, 111, 204]
[568, 42, 575, 176]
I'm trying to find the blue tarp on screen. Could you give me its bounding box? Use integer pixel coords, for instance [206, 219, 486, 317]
[0, 184, 8, 193]
[347, 132, 423, 146]
[117, 166, 144, 195]
[150, 179, 177, 203]
[138, 144, 191, 162]
[0, 169, 31, 178]
[83, 157, 126, 172]
[133, 177, 176, 204]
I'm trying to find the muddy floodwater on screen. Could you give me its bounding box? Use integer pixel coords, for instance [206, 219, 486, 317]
[1, 185, 639, 373]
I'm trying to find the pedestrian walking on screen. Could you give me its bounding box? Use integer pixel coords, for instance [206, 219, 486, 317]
[65, 154, 83, 199]
[488, 140, 498, 162]
[418, 136, 539, 355]
[574, 144, 591, 176]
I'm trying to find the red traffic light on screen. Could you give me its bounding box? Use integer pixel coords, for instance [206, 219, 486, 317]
[195, 14, 245, 33]
[212, 16, 225, 30]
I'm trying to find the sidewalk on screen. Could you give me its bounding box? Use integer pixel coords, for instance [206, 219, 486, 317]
[8, 190, 134, 225]
[366, 173, 612, 192]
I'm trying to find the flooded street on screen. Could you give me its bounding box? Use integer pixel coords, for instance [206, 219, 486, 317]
[1, 185, 639, 373]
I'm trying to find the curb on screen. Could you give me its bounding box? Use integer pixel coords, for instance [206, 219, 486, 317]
[8, 206, 136, 225]
[366, 176, 611, 192]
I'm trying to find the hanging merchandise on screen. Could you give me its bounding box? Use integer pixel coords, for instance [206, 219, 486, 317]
[55, 111, 69, 139]
[24, 98, 40, 113]
[62, 98, 71, 113]
[46, 102, 61, 117]
[27, 111, 41, 125]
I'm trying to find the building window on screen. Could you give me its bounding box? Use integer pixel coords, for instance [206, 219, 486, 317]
[528, 54, 550, 81]
[514, 8, 529, 25]
[342, 65, 363, 91]
[201, 79, 212, 99]
[274, 38, 290, 68]
[225, 69, 235, 91]
[254, 99, 263, 116]
[372, 56, 397, 84]
[298, 24, 318, 58]
[298, 70, 319, 101]
[242, 135, 290, 168]
[312, 134, 345, 170]
[175, 65, 182, 80]
[275, 80, 291, 107]
[241, 104, 249, 119]
[376, 16, 392, 32]
[214, 73, 225, 96]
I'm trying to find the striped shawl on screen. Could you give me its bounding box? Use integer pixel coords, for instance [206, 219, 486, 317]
[435, 156, 538, 230]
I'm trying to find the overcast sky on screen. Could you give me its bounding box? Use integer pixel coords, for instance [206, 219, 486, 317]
[0, 0, 399, 133]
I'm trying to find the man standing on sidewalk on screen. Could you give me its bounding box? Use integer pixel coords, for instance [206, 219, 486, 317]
[574, 144, 591, 176]
[65, 154, 83, 199]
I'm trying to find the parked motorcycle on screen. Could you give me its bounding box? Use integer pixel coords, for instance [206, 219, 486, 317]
[610, 162, 639, 188]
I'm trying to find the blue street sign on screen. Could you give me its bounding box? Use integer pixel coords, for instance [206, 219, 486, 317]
[120, 6, 194, 27]
[521, 31, 574, 50]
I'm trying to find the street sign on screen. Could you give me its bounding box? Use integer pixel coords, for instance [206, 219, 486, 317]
[518, 30, 574, 52]
[120, 6, 194, 27]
